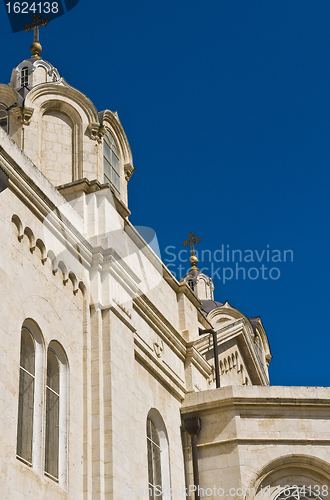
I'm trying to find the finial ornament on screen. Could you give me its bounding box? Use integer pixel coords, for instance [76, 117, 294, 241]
[183, 232, 201, 271]
[24, 14, 49, 59]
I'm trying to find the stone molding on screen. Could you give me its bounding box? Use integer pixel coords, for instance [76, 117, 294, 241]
[124, 162, 135, 181]
[11, 106, 34, 125]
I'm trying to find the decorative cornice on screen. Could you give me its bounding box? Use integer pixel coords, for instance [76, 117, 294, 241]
[88, 122, 106, 143]
[11, 106, 34, 125]
[124, 162, 135, 181]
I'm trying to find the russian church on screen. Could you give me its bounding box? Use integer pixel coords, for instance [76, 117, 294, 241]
[0, 26, 329, 500]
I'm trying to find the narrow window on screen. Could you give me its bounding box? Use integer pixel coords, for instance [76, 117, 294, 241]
[17, 327, 35, 464]
[20, 66, 29, 87]
[147, 418, 162, 499]
[103, 132, 121, 193]
[45, 349, 60, 481]
[188, 279, 194, 291]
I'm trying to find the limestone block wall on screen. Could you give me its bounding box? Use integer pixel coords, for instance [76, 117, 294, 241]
[41, 110, 74, 186]
[0, 187, 86, 500]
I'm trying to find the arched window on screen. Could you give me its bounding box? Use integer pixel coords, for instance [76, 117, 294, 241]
[147, 409, 171, 500]
[45, 341, 69, 487]
[147, 418, 162, 498]
[0, 104, 8, 133]
[45, 348, 60, 480]
[20, 66, 29, 87]
[17, 321, 44, 469]
[17, 327, 35, 464]
[16, 323, 68, 486]
[103, 132, 120, 193]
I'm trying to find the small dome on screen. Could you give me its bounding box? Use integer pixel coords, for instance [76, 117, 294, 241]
[180, 269, 214, 301]
[10, 58, 60, 92]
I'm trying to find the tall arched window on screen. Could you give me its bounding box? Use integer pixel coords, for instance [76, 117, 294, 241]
[147, 409, 171, 500]
[45, 348, 60, 480]
[17, 320, 44, 469]
[45, 341, 69, 487]
[103, 132, 120, 193]
[17, 327, 35, 464]
[20, 66, 29, 87]
[147, 418, 162, 498]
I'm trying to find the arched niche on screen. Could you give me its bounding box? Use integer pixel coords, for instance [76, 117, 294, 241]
[39, 100, 83, 186]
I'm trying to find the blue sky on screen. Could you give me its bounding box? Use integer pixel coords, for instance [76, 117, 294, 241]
[1, 0, 330, 387]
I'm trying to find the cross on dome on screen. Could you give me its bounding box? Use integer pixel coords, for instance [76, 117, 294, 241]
[183, 232, 201, 270]
[23, 14, 49, 59]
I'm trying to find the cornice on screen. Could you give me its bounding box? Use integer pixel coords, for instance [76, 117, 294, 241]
[57, 178, 131, 220]
[181, 386, 330, 415]
[11, 106, 34, 125]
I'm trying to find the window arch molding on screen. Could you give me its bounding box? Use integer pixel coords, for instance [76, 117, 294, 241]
[147, 408, 172, 500]
[246, 455, 330, 500]
[46, 340, 69, 488]
[0, 102, 8, 133]
[17, 319, 45, 472]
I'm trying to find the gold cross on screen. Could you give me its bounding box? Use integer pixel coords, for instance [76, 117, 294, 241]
[24, 14, 49, 43]
[183, 232, 201, 256]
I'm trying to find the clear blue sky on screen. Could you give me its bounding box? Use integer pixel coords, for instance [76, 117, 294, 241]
[1, 0, 330, 387]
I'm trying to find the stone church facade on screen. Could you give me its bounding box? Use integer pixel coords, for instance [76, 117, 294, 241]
[0, 46, 329, 500]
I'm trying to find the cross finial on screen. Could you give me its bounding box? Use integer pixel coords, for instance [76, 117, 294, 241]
[24, 14, 49, 59]
[183, 232, 201, 270]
